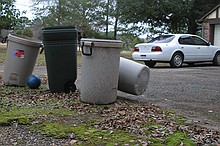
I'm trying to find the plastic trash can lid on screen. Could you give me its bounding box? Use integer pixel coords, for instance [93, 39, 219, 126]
[81, 38, 123, 49]
[42, 26, 76, 30]
[42, 26, 78, 42]
[8, 34, 42, 48]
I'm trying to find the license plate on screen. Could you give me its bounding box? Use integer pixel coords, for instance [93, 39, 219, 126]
[140, 55, 146, 59]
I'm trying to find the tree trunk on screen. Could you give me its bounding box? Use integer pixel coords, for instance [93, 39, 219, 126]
[188, 18, 198, 34]
[114, 17, 118, 39]
[57, 0, 62, 26]
[106, 0, 109, 37]
[114, 0, 119, 39]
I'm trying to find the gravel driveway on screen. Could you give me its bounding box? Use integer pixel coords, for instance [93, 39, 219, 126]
[118, 63, 220, 131]
[1, 63, 220, 132]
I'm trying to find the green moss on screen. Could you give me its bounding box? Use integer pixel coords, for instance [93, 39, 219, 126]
[0, 108, 76, 126]
[0, 108, 36, 125]
[150, 138, 161, 143]
[1, 86, 30, 95]
[165, 132, 196, 146]
[31, 121, 142, 145]
[150, 138, 163, 145]
[177, 116, 186, 125]
[144, 122, 162, 128]
[0, 114, 33, 125]
[0, 85, 197, 145]
[148, 132, 195, 146]
[39, 108, 76, 116]
[33, 121, 72, 138]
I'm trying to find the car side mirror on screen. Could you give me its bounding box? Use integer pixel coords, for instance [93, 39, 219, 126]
[207, 42, 211, 46]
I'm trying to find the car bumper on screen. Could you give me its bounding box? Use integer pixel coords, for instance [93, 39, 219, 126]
[132, 52, 170, 61]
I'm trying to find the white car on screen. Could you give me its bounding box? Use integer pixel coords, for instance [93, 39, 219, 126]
[132, 34, 220, 68]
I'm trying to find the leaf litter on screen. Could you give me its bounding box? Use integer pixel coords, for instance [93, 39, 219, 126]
[0, 80, 220, 145]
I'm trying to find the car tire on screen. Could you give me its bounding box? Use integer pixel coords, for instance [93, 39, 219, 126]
[213, 52, 220, 66]
[170, 52, 183, 68]
[144, 61, 156, 68]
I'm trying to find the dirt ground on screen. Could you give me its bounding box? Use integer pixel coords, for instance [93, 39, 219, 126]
[118, 63, 220, 132]
[1, 62, 220, 133]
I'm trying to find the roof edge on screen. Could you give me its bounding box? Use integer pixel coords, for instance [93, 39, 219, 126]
[198, 3, 220, 23]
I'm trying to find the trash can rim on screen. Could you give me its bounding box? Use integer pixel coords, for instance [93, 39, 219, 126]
[81, 38, 123, 48]
[8, 34, 42, 48]
[42, 26, 76, 30]
[81, 38, 122, 43]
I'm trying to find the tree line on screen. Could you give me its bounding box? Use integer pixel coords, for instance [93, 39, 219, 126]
[1, 0, 219, 47]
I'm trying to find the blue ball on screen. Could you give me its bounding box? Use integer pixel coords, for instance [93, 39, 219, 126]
[27, 74, 41, 89]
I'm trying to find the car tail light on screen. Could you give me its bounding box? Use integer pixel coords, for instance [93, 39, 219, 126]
[134, 47, 139, 52]
[151, 46, 162, 52]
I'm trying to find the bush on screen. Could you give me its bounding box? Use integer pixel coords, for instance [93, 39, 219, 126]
[15, 28, 33, 37]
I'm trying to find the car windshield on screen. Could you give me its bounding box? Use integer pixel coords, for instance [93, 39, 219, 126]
[148, 35, 175, 43]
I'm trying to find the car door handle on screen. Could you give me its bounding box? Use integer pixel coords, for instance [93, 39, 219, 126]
[198, 47, 200, 49]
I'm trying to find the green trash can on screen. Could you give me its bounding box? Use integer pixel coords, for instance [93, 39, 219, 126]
[42, 26, 79, 93]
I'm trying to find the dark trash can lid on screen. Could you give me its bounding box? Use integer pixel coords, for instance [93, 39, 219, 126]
[42, 26, 78, 42]
[42, 26, 76, 30]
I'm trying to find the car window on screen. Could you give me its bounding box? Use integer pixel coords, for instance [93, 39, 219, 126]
[178, 36, 194, 45]
[191, 36, 209, 46]
[148, 35, 175, 43]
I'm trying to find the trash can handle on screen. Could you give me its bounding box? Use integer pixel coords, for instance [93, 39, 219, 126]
[39, 44, 44, 54]
[82, 42, 93, 56]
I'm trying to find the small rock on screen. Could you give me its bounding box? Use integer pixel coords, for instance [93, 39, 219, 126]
[208, 110, 213, 113]
[69, 140, 77, 145]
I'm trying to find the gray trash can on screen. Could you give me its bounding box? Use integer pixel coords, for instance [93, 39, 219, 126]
[3, 34, 42, 86]
[118, 57, 150, 95]
[80, 38, 123, 104]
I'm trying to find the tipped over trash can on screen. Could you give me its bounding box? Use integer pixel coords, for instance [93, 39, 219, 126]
[80, 38, 123, 104]
[42, 26, 79, 93]
[118, 57, 150, 95]
[3, 34, 42, 86]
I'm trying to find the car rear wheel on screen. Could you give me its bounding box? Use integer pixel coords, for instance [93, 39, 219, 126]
[213, 52, 220, 66]
[170, 52, 183, 68]
[144, 61, 156, 68]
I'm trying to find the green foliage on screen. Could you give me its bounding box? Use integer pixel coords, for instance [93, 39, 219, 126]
[0, 0, 21, 30]
[118, 0, 220, 34]
[120, 33, 144, 50]
[15, 28, 33, 37]
[32, 0, 108, 38]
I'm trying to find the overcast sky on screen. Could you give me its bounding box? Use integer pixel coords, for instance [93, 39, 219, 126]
[15, 0, 34, 19]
